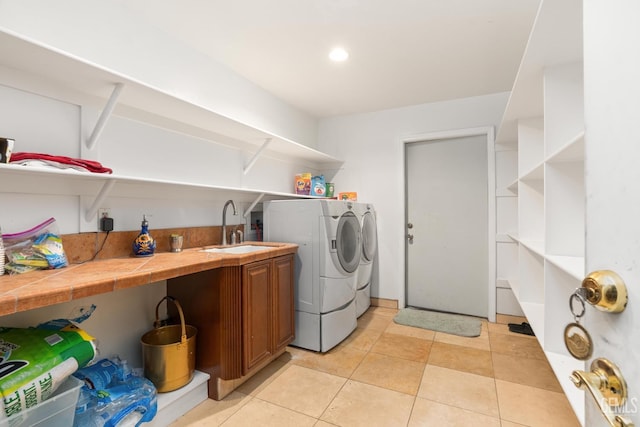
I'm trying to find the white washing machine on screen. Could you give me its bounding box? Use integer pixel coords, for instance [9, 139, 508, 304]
[354, 203, 378, 317]
[263, 199, 361, 352]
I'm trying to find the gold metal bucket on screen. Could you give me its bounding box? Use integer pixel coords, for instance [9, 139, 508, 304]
[141, 296, 197, 392]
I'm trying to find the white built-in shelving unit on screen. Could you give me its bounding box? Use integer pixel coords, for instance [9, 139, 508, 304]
[495, 0, 586, 424]
[0, 29, 343, 228]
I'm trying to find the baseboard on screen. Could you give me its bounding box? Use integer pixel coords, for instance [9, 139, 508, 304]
[370, 297, 398, 309]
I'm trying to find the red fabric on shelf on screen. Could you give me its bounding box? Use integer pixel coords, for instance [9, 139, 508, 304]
[10, 152, 113, 174]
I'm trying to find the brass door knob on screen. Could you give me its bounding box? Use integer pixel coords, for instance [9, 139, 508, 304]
[582, 270, 628, 313]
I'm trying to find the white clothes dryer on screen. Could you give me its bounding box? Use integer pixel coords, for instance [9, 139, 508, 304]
[263, 199, 361, 352]
[354, 203, 377, 317]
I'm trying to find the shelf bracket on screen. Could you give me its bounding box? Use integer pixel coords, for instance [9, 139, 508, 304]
[244, 193, 265, 218]
[84, 178, 117, 222]
[243, 138, 272, 175]
[85, 83, 124, 151]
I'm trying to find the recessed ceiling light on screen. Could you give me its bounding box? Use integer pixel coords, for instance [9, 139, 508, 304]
[329, 47, 349, 62]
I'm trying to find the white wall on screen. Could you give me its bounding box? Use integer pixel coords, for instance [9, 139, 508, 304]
[317, 93, 509, 305]
[0, 0, 318, 149]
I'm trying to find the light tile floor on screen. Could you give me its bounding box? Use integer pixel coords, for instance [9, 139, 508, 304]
[170, 307, 581, 427]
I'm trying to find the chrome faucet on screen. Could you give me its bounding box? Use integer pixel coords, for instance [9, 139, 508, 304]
[222, 200, 237, 245]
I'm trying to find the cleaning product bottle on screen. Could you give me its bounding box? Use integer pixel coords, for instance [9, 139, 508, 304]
[310, 175, 326, 196]
[132, 215, 155, 257]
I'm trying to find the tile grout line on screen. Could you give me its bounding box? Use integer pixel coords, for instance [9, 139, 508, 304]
[487, 324, 509, 427]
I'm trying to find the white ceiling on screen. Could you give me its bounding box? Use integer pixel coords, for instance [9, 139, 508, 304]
[112, 0, 540, 118]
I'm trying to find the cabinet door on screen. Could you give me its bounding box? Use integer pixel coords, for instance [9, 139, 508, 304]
[272, 255, 295, 352]
[242, 260, 272, 374]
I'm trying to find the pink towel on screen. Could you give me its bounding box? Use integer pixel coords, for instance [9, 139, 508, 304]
[10, 152, 113, 174]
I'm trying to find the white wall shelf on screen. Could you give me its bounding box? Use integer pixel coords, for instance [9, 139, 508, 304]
[495, 1, 583, 147]
[0, 163, 324, 204]
[506, 232, 519, 242]
[520, 301, 544, 342]
[496, 0, 585, 424]
[505, 232, 583, 281]
[519, 239, 545, 258]
[507, 278, 520, 299]
[517, 118, 544, 178]
[545, 351, 585, 422]
[519, 163, 544, 182]
[0, 162, 329, 232]
[518, 245, 544, 305]
[0, 29, 343, 169]
[496, 278, 510, 288]
[495, 233, 516, 243]
[518, 179, 544, 242]
[546, 131, 585, 164]
[0, 28, 344, 232]
[545, 159, 584, 257]
[545, 255, 584, 281]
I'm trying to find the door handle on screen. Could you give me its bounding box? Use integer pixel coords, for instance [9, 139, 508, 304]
[407, 222, 414, 243]
[571, 358, 634, 427]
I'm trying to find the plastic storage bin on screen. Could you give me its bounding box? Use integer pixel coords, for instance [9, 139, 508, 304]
[0, 375, 83, 427]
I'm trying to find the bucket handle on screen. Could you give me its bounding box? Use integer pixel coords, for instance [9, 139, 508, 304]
[154, 296, 187, 345]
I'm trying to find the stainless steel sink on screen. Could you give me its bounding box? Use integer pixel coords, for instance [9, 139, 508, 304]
[200, 245, 276, 254]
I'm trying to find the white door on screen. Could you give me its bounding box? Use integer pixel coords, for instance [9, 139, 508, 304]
[405, 132, 489, 318]
[583, 2, 640, 425]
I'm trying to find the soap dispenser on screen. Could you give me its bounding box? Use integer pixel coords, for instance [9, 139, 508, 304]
[133, 215, 156, 257]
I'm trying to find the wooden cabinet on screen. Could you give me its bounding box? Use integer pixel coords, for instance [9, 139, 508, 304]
[167, 253, 295, 400]
[242, 260, 272, 373]
[242, 255, 295, 374]
[272, 255, 295, 352]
